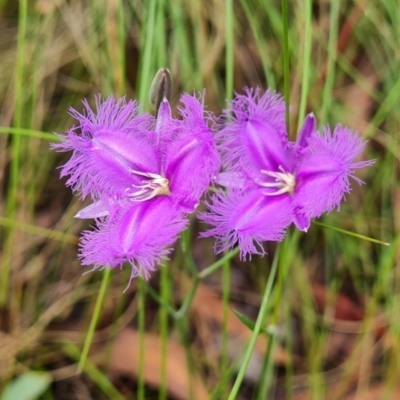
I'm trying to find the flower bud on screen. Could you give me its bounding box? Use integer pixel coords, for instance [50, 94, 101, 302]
[149, 68, 172, 112]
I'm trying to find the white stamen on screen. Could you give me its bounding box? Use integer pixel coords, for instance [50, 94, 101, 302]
[258, 166, 296, 196]
[127, 169, 170, 202]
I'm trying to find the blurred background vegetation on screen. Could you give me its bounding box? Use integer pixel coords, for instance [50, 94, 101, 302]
[0, 0, 399, 399]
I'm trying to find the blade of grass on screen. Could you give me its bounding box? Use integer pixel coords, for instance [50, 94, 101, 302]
[312, 221, 390, 246]
[0, 127, 57, 141]
[1, 0, 28, 307]
[78, 268, 111, 373]
[0, 216, 78, 245]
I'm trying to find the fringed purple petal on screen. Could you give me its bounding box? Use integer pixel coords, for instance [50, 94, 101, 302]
[164, 93, 220, 208]
[216, 88, 292, 177]
[200, 189, 293, 260]
[52, 96, 158, 199]
[69, 95, 152, 137]
[79, 197, 187, 281]
[294, 125, 375, 219]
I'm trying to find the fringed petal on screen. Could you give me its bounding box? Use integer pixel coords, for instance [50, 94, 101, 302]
[79, 197, 187, 280]
[216, 88, 292, 177]
[294, 125, 375, 219]
[200, 189, 293, 260]
[52, 96, 158, 199]
[164, 93, 220, 209]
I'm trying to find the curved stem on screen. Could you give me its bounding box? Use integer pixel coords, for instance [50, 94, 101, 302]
[198, 247, 240, 279]
[227, 244, 281, 400]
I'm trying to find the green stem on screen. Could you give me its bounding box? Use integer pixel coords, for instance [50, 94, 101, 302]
[221, 257, 231, 398]
[198, 247, 240, 279]
[282, 0, 290, 132]
[174, 277, 200, 319]
[227, 244, 281, 400]
[65, 343, 125, 400]
[257, 239, 287, 399]
[0, 127, 54, 141]
[225, 0, 234, 101]
[137, 277, 146, 400]
[159, 263, 169, 400]
[143, 248, 240, 320]
[180, 228, 197, 276]
[78, 268, 111, 372]
[321, 0, 340, 123]
[297, 0, 313, 130]
[223, 3, 234, 391]
[138, 0, 157, 105]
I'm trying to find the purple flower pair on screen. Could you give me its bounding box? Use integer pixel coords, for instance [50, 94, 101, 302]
[200, 88, 375, 259]
[53, 93, 219, 282]
[53, 87, 374, 278]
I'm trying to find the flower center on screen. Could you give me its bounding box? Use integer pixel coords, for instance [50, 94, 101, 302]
[258, 166, 296, 196]
[126, 170, 170, 202]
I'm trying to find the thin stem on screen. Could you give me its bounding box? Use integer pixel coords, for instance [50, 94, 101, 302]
[281, 0, 290, 132]
[137, 0, 157, 106]
[257, 239, 288, 398]
[321, 0, 340, 123]
[180, 228, 197, 276]
[65, 343, 125, 400]
[223, 1, 234, 393]
[297, 0, 313, 130]
[225, 0, 234, 101]
[159, 263, 169, 400]
[78, 268, 111, 373]
[198, 247, 240, 279]
[227, 244, 281, 400]
[137, 278, 146, 400]
[142, 280, 176, 315]
[174, 277, 200, 319]
[0, 127, 55, 141]
[143, 247, 240, 320]
[221, 257, 231, 398]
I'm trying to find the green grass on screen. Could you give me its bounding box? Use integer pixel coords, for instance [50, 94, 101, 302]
[0, 0, 398, 399]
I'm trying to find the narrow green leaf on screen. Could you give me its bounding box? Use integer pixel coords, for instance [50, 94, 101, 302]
[312, 221, 390, 246]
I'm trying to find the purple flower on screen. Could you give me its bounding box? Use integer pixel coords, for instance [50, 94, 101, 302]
[200, 88, 375, 259]
[52, 93, 219, 282]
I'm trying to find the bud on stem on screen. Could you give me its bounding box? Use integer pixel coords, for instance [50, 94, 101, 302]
[149, 68, 172, 113]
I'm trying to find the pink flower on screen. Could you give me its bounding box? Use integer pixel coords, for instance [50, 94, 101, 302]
[200, 88, 375, 259]
[52, 93, 219, 281]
